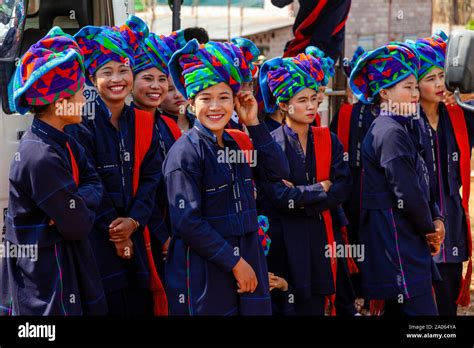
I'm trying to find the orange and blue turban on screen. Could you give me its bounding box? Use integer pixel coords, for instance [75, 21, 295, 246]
[12, 27, 85, 114]
[406, 30, 447, 80]
[74, 25, 136, 78]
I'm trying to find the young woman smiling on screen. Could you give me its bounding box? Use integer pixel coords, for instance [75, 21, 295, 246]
[68, 22, 165, 316]
[163, 39, 287, 315]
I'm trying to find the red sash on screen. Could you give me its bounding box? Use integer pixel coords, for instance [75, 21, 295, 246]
[283, 0, 328, 57]
[446, 105, 472, 307]
[134, 108, 169, 316]
[66, 142, 80, 186]
[336, 103, 353, 154]
[225, 128, 255, 185]
[161, 115, 182, 141]
[225, 129, 254, 153]
[312, 126, 337, 315]
[369, 300, 385, 316]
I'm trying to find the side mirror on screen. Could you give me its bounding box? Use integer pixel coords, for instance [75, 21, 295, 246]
[0, 0, 26, 61]
[445, 29, 474, 112]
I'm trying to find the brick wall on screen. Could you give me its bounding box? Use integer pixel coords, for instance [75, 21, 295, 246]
[345, 0, 432, 58]
[246, 26, 293, 58]
[247, 0, 433, 60]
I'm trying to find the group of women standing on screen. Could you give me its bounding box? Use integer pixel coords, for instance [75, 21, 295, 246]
[0, 14, 471, 317]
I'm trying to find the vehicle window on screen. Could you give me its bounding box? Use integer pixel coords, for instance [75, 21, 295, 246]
[0, 0, 26, 60]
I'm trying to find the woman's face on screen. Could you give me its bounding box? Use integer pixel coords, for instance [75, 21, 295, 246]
[192, 82, 234, 132]
[418, 67, 446, 104]
[380, 74, 419, 115]
[280, 87, 319, 125]
[133, 67, 168, 110]
[93, 60, 133, 104]
[160, 76, 187, 116]
[55, 85, 85, 125]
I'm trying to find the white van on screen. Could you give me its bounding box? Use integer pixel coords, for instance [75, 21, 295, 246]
[0, 0, 133, 242]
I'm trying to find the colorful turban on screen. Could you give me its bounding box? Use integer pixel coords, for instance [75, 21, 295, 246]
[342, 46, 366, 78]
[406, 30, 447, 80]
[308, 46, 335, 87]
[169, 39, 251, 99]
[112, 15, 150, 74]
[259, 46, 331, 113]
[144, 30, 187, 76]
[231, 37, 260, 82]
[349, 42, 420, 104]
[257, 215, 271, 256]
[11, 27, 85, 115]
[74, 25, 136, 78]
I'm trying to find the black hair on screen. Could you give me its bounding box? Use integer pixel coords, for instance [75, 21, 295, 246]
[371, 95, 382, 117]
[30, 104, 52, 118]
[372, 94, 381, 106]
[183, 27, 210, 44]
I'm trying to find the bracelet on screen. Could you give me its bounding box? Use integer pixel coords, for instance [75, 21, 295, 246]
[433, 216, 445, 223]
[128, 217, 140, 232]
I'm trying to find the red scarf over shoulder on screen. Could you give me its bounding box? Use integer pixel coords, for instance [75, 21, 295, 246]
[133, 108, 168, 315]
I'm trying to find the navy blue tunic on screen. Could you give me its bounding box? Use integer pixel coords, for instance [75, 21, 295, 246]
[66, 97, 164, 295]
[1, 118, 107, 315]
[257, 124, 352, 309]
[360, 113, 440, 300]
[330, 102, 376, 245]
[264, 116, 283, 133]
[271, 285, 295, 315]
[417, 103, 474, 264]
[163, 120, 286, 315]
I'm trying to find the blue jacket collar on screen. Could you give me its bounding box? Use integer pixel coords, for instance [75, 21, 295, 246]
[193, 119, 235, 144]
[96, 95, 130, 121]
[31, 118, 69, 146]
[283, 123, 312, 140]
[380, 109, 413, 126]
